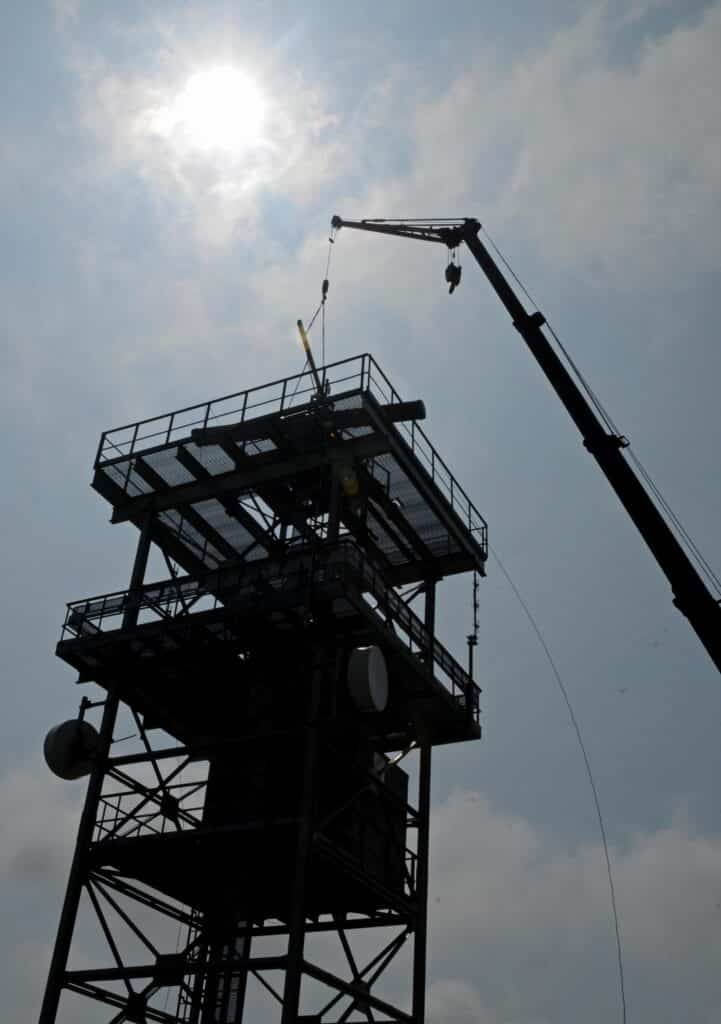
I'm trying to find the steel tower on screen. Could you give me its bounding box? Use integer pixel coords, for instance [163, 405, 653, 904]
[40, 354, 487, 1023]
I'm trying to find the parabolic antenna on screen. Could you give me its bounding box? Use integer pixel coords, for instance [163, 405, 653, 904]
[44, 719, 100, 780]
[348, 645, 389, 713]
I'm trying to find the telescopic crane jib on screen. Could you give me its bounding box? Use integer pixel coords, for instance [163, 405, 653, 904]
[330, 215, 721, 677]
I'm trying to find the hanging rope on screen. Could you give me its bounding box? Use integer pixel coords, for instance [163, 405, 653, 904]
[491, 544, 628, 1024]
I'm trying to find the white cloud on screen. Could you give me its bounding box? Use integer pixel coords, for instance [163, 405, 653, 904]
[428, 789, 721, 1023]
[236, 1, 721, 367]
[427, 978, 505, 1024]
[491, 2, 721, 275]
[0, 755, 81, 887]
[619, 0, 676, 27]
[47, 0, 721, 386]
[52, 0, 82, 30]
[327, 2, 721, 284]
[0, 756, 85, 1023]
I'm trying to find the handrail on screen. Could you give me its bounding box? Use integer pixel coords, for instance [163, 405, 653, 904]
[61, 539, 480, 719]
[93, 354, 487, 556]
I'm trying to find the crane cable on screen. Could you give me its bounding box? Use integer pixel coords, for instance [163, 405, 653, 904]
[304, 227, 336, 365]
[289, 231, 336, 408]
[491, 544, 628, 1024]
[481, 227, 721, 599]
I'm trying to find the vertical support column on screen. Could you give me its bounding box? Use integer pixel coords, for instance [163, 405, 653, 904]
[466, 573, 479, 723]
[199, 923, 223, 1024]
[280, 645, 324, 1024]
[412, 576, 436, 1021]
[424, 578, 436, 664]
[185, 927, 207, 1024]
[412, 744, 432, 1023]
[327, 469, 342, 543]
[230, 927, 251, 1023]
[198, 920, 251, 1024]
[39, 511, 154, 1024]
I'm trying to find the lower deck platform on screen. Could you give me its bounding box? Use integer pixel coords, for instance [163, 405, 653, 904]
[90, 821, 415, 922]
[57, 541, 480, 748]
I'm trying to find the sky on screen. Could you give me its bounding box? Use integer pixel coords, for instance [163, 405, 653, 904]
[2, 0, 721, 1021]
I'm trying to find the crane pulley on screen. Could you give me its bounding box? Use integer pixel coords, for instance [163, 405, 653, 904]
[445, 255, 462, 294]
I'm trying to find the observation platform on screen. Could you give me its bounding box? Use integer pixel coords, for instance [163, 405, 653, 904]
[57, 540, 480, 747]
[91, 354, 487, 586]
[59, 354, 488, 747]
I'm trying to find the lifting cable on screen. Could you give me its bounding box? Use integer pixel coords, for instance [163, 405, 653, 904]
[481, 227, 721, 599]
[289, 228, 337, 408]
[491, 544, 628, 1024]
[303, 226, 337, 366]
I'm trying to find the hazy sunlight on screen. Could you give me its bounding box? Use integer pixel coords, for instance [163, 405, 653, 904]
[156, 66, 267, 153]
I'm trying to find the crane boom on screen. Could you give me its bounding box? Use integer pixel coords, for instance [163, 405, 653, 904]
[331, 215, 721, 675]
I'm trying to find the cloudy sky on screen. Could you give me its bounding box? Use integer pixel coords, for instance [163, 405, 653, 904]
[2, 1, 721, 1021]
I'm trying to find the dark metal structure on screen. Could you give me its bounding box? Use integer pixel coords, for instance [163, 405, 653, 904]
[41, 354, 487, 1023]
[331, 217, 721, 677]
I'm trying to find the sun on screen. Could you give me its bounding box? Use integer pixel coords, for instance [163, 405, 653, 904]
[164, 66, 267, 153]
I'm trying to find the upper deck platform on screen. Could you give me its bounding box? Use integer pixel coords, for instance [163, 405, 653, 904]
[92, 354, 487, 586]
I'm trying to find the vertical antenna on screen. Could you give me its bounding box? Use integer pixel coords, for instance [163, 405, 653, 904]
[467, 571, 479, 679]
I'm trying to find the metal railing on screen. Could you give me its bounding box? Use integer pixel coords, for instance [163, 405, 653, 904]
[95, 355, 373, 466]
[94, 354, 487, 554]
[94, 777, 206, 843]
[61, 539, 480, 721]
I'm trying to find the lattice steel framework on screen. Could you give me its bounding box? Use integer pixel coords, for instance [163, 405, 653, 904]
[40, 355, 487, 1023]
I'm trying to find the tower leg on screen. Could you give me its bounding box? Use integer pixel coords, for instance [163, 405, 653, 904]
[197, 917, 251, 1024]
[39, 512, 154, 1024]
[280, 650, 323, 1024]
[412, 744, 432, 1023]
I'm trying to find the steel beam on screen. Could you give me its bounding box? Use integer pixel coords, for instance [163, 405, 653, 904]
[411, 745, 432, 1023]
[176, 444, 285, 558]
[280, 648, 324, 1024]
[133, 457, 240, 562]
[110, 435, 389, 524]
[191, 399, 426, 446]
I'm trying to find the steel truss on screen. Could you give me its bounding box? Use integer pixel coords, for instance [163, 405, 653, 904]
[41, 689, 430, 1023]
[42, 355, 485, 1023]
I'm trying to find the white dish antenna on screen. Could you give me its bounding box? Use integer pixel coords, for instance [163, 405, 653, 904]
[348, 645, 389, 713]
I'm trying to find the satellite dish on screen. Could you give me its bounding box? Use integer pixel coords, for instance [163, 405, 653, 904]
[348, 646, 389, 713]
[44, 720, 100, 780]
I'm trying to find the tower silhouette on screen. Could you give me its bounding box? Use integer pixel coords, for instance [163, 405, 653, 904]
[41, 354, 487, 1023]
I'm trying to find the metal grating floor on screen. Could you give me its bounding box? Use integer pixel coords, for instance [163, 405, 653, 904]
[91, 354, 487, 585]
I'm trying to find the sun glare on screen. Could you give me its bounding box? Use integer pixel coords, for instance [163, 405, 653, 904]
[166, 66, 267, 152]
